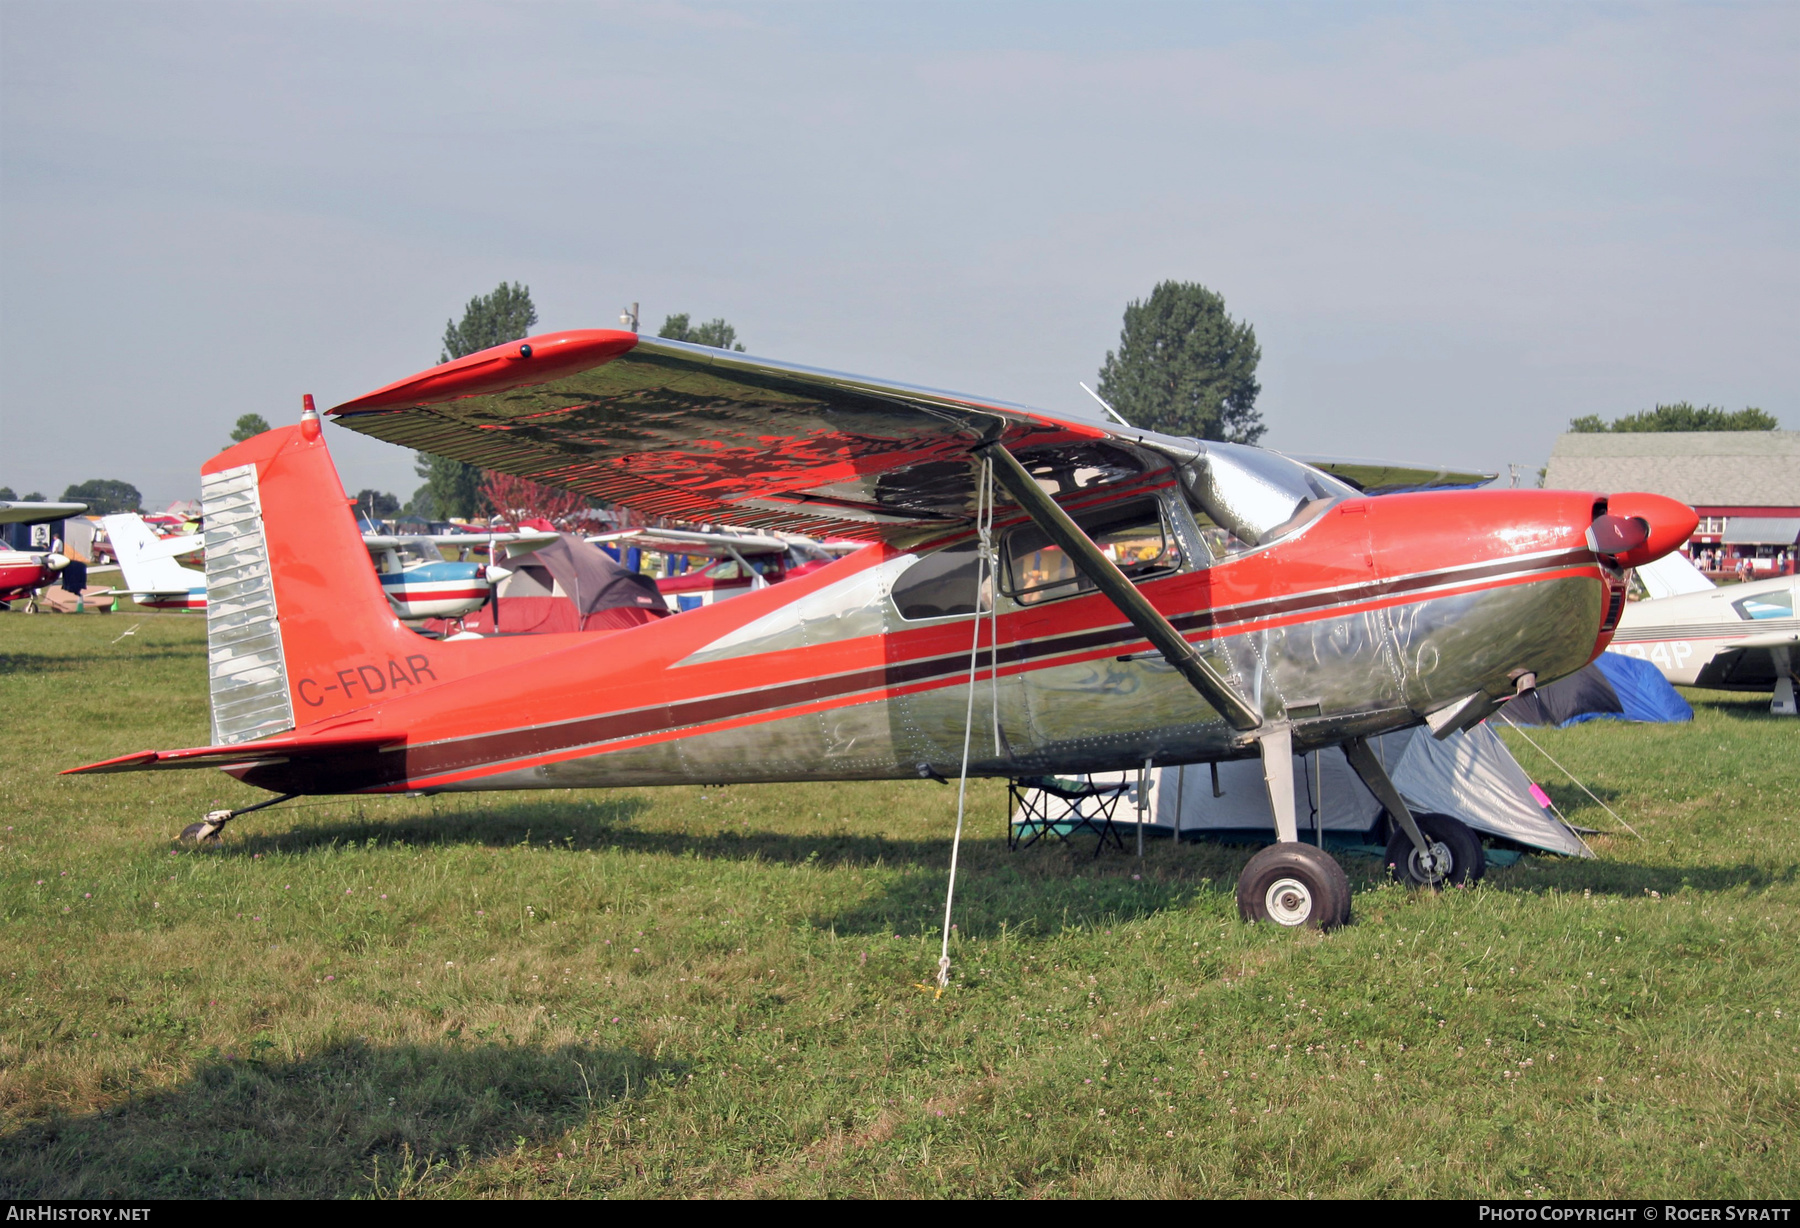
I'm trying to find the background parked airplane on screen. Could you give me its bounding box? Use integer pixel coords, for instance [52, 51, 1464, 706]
[0, 500, 83, 609]
[1614, 551, 1798, 714]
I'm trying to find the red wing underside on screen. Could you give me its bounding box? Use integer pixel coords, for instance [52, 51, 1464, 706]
[327, 331, 1109, 541]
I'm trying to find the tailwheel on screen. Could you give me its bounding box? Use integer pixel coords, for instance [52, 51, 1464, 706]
[178, 809, 234, 846]
[1237, 843, 1353, 930]
[1385, 812, 1485, 888]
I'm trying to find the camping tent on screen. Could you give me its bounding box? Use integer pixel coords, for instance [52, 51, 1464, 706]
[450, 534, 668, 635]
[1503, 651, 1692, 727]
[1014, 723, 1591, 857]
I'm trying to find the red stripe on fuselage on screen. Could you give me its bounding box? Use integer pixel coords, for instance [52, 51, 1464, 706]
[245, 488, 1606, 793]
[320, 549, 1602, 792]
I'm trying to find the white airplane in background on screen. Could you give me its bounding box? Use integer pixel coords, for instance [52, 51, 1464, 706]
[1613, 551, 1799, 715]
[100, 513, 207, 609]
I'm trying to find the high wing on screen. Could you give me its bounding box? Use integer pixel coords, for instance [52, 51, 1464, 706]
[588, 527, 794, 559]
[1293, 456, 1495, 495]
[328, 329, 1493, 540]
[360, 531, 561, 552]
[329, 331, 1155, 542]
[1, 501, 88, 524]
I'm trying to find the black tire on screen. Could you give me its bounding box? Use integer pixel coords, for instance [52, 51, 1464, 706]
[178, 822, 221, 846]
[1236, 843, 1353, 930]
[1385, 812, 1485, 888]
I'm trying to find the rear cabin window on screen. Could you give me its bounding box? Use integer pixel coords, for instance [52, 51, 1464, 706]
[1003, 498, 1179, 606]
[892, 540, 988, 621]
[1734, 590, 1794, 620]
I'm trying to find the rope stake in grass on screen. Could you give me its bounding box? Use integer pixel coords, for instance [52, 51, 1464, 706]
[1495, 713, 1641, 840]
[925, 456, 996, 1000]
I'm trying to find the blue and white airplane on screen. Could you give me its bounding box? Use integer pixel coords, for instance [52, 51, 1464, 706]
[103, 512, 555, 622]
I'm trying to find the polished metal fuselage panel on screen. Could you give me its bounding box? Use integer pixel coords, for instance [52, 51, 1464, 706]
[453, 553, 1603, 793]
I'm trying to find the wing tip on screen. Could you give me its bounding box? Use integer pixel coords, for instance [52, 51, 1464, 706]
[330, 329, 639, 415]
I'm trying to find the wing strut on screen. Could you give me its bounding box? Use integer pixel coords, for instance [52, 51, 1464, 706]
[977, 442, 1264, 732]
[1341, 736, 1433, 859]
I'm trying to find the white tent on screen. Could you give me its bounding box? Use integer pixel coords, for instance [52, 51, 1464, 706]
[1013, 723, 1591, 857]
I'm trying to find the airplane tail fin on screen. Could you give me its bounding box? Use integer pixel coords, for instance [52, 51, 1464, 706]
[101, 513, 205, 595]
[200, 402, 437, 745]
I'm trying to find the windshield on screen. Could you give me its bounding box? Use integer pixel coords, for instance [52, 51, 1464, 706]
[1182, 443, 1355, 549]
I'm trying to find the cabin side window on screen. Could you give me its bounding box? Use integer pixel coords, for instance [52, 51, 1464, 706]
[1002, 497, 1179, 607]
[891, 540, 991, 621]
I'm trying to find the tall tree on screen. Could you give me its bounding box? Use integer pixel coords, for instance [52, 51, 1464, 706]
[414, 282, 539, 519]
[1569, 403, 1779, 433]
[62, 479, 142, 514]
[353, 489, 400, 523]
[658, 313, 746, 351]
[230, 413, 271, 445]
[440, 282, 538, 362]
[1095, 282, 1263, 443]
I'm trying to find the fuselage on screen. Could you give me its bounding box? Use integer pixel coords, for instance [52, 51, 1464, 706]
[1611, 574, 1799, 689]
[0, 551, 67, 602]
[378, 561, 490, 621]
[229, 480, 1626, 797]
[133, 586, 208, 611]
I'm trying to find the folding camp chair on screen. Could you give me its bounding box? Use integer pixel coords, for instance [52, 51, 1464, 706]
[1008, 774, 1131, 857]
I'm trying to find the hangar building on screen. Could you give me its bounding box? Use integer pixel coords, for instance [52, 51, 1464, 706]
[1544, 430, 1799, 578]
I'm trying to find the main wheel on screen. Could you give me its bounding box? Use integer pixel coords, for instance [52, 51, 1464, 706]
[1237, 843, 1353, 930]
[1385, 812, 1485, 887]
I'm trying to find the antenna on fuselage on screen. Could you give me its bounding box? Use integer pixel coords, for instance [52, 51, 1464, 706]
[1079, 382, 1133, 429]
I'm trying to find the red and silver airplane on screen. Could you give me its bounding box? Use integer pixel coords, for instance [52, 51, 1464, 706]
[1, 501, 84, 609]
[67, 330, 1696, 928]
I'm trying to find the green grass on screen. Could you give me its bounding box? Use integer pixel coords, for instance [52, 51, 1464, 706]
[1, 612, 1794, 1198]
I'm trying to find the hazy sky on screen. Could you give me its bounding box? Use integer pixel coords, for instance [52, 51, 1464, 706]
[2, 1, 1794, 508]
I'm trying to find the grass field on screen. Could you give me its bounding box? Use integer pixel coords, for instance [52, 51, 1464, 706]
[1, 612, 1794, 1198]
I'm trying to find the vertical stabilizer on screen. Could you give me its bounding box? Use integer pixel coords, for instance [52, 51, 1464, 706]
[1635, 551, 1714, 600]
[200, 412, 452, 741]
[101, 513, 205, 596]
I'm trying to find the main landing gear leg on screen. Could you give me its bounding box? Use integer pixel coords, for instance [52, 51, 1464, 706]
[1771, 647, 1796, 717]
[1343, 736, 1484, 887]
[179, 793, 298, 845]
[1236, 728, 1353, 930]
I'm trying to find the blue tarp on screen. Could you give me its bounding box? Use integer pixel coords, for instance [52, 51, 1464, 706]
[1569, 652, 1694, 725]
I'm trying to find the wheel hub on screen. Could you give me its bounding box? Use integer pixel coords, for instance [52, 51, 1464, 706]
[1409, 840, 1453, 882]
[1264, 876, 1314, 926]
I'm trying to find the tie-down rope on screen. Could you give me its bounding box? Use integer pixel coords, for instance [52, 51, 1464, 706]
[926, 455, 997, 998]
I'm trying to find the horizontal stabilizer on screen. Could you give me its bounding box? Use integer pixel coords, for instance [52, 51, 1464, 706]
[63, 732, 400, 775]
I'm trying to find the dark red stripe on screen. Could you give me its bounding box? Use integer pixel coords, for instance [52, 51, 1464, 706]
[253, 547, 1596, 794]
